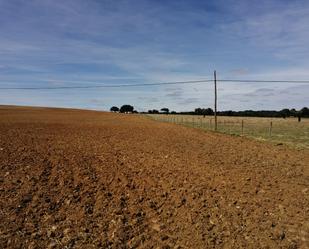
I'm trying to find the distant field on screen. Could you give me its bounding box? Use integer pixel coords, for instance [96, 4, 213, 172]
[148, 114, 309, 148]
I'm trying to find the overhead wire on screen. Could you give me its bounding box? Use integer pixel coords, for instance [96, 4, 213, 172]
[0, 78, 309, 90]
[0, 79, 213, 90]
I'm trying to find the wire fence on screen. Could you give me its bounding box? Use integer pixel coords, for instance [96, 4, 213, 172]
[147, 114, 309, 148]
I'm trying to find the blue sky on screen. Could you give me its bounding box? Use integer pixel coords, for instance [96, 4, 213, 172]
[0, 0, 308, 111]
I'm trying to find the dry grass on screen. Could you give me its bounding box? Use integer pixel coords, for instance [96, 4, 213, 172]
[148, 114, 309, 148]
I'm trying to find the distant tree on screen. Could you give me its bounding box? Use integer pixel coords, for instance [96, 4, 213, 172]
[290, 108, 297, 117]
[279, 108, 290, 118]
[195, 108, 214, 116]
[301, 107, 309, 117]
[120, 105, 134, 113]
[148, 109, 159, 114]
[224, 110, 234, 116]
[161, 108, 169, 114]
[110, 106, 119, 112]
[171, 111, 177, 114]
[204, 108, 214, 116]
[194, 108, 203, 115]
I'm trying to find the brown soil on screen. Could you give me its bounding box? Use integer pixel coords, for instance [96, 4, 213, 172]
[0, 106, 308, 249]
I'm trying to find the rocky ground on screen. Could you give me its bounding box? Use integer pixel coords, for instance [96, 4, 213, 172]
[0, 106, 308, 248]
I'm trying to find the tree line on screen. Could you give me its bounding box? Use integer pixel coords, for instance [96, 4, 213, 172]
[148, 107, 309, 118]
[217, 108, 309, 118]
[111, 105, 309, 118]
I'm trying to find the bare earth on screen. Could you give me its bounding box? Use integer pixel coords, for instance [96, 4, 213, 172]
[0, 106, 308, 249]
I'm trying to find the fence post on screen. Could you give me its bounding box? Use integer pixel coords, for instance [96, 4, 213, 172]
[241, 120, 244, 135]
[269, 121, 273, 137]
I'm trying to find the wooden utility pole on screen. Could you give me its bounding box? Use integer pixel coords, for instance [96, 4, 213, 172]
[214, 70, 218, 131]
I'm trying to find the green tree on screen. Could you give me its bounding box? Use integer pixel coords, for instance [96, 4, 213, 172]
[120, 105, 134, 113]
[279, 109, 290, 118]
[161, 108, 169, 114]
[301, 107, 309, 117]
[110, 106, 119, 112]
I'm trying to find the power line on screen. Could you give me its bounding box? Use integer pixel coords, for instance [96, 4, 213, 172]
[220, 79, 309, 83]
[1, 78, 309, 90]
[0, 79, 213, 90]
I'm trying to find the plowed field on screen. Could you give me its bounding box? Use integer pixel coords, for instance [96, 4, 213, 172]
[0, 106, 308, 248]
